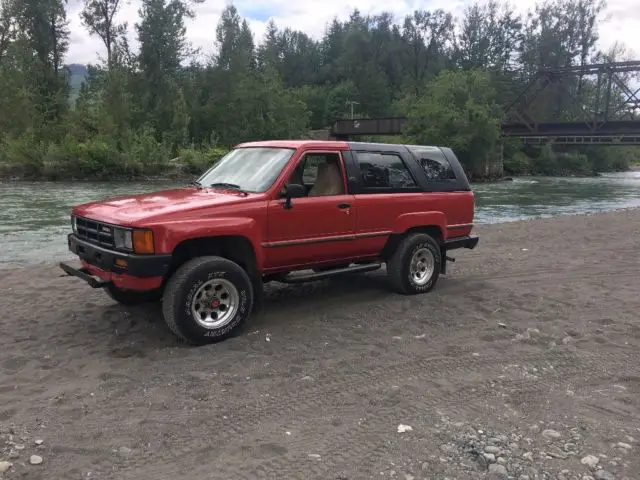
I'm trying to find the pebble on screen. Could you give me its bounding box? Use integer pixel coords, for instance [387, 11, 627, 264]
[581, 455, 600, 468]
[308, 453, 321, 459]
[547, 449, 568, 459]
[582, 476, 595, 480]
[485, 445, 500, 454]
[617, 442, 632, 449]
[483, 453, 496, 463]
[522, 451, 534, 461]
[488, 463, 508, 478]
[8, 450, 19, 459]
[29, 455, 43, 465]
[397, 424, 413, 433]
[440, 444, 455, 453]
[542, 429, 561, 439]
[0, 461, 12, 473]
[594, 470, 614, 480]
[118, 447, 133, 458]
[34, 439, 44, 445]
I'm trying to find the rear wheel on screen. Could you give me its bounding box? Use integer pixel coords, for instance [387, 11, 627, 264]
[162, 256, 254, 345]
[387, 233, 441, 295]
[105, 284, 162, 306]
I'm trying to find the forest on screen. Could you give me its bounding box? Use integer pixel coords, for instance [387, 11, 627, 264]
[0, 0, 638, 181]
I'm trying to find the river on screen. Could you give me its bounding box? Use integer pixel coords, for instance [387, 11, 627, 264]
[1, 171, 639, 269]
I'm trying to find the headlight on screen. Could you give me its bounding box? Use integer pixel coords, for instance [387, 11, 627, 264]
[71, 215, 77, 233]
[113, 228, 133, 250]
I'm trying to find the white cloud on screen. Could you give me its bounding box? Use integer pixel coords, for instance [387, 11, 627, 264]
[66, 0, 640, 65]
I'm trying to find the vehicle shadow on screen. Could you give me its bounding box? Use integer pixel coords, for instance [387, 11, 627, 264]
[97, 269, 470, 352]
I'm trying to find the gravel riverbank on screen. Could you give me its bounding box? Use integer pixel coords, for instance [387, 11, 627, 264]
[1, 208, 639, 479]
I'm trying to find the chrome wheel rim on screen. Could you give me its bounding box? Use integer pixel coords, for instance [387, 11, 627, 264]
[409, 247, 435, 285]
[190, 278, 239, 329]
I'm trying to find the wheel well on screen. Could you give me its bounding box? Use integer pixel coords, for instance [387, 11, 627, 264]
[166, 236, 258, 280]
[380, 226, 443, 261]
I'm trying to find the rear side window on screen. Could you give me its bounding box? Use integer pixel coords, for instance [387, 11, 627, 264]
[408, 146, 456, 181]
[354, 152, 418, 191]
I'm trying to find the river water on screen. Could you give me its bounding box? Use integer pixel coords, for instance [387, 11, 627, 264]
[1, 171, 639, 269]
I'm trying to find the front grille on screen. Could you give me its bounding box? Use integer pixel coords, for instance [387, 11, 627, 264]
[75, 217, 115, 248]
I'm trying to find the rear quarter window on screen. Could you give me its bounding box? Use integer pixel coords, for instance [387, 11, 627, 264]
[353, 151, 418, 190]
[408, 146, 457, 181]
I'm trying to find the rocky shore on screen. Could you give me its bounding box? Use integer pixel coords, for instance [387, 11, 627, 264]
[1, 208, 639, 479]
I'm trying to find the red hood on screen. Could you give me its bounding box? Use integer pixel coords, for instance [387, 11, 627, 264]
[72, 187, 259, 226]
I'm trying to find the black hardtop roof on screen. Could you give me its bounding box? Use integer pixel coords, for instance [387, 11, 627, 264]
[347, 141, 442, 150]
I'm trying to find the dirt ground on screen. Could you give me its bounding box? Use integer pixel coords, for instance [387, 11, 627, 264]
[1, 208, 640, 480]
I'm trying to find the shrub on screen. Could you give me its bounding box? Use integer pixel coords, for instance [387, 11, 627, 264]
[178, 147, 229, 175]
[0, 132, 47, 178]
[125, 128, 172, 176]
[504, 151, 532, 175]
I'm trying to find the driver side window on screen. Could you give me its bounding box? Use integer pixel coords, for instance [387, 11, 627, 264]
[285, 152, 346, 197]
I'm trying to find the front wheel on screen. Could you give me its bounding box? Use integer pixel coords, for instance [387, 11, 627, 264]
[387, 233, 441, 295]
[162, 256, 254, 345]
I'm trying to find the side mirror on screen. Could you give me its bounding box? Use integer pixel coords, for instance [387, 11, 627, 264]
[280, 183, 306, 209]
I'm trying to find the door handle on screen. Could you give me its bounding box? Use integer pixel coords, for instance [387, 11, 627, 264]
[337, 203, 351, 209]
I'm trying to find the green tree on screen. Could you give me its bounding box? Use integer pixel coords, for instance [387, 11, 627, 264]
[215, 5, 254, 73]
[135, 0, 197, 147]
[80, 0, 127, 69]
[2, 0, 637, 180]
[403, 69, 503, 178]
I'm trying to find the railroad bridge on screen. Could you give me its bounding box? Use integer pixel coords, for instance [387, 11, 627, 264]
[330, 61, 640, 146]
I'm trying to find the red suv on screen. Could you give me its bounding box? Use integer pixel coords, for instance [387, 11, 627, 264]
[60, 140, 478, 345]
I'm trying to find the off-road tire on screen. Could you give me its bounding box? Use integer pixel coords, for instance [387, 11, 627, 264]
[105, 284, 162, 306]
[387, 233, 441, 295]
[162, 256, 254, 345]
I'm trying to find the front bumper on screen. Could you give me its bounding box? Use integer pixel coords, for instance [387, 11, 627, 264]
[60, 234, 171, 290]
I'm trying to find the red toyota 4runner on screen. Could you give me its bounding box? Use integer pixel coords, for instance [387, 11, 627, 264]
[60, 141, 479, 345]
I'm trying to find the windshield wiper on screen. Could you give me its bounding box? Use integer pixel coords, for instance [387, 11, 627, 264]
[188, 180, 203, 188]
[208, 182, 247, 193]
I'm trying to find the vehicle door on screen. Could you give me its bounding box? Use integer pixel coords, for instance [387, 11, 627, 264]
[265, 151, 357, 269]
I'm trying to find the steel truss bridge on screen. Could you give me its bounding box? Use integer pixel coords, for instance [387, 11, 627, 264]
[330, 61, 640, 145]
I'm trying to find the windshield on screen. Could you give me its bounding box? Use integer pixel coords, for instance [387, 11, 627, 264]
[196, 147, 295, 192]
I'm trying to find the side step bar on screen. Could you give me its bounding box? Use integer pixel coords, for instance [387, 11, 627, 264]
[277, 263, 382, 285]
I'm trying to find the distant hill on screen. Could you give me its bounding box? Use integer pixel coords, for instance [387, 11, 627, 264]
[67, 64, 88, 103]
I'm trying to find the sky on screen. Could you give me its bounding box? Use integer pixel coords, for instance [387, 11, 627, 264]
[66, 0, 640, 66]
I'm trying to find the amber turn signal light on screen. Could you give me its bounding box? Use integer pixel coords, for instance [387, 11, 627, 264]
[133, 230, 155, 254]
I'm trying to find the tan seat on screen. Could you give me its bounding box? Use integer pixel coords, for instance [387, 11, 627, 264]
[308, 161, 345, 197]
